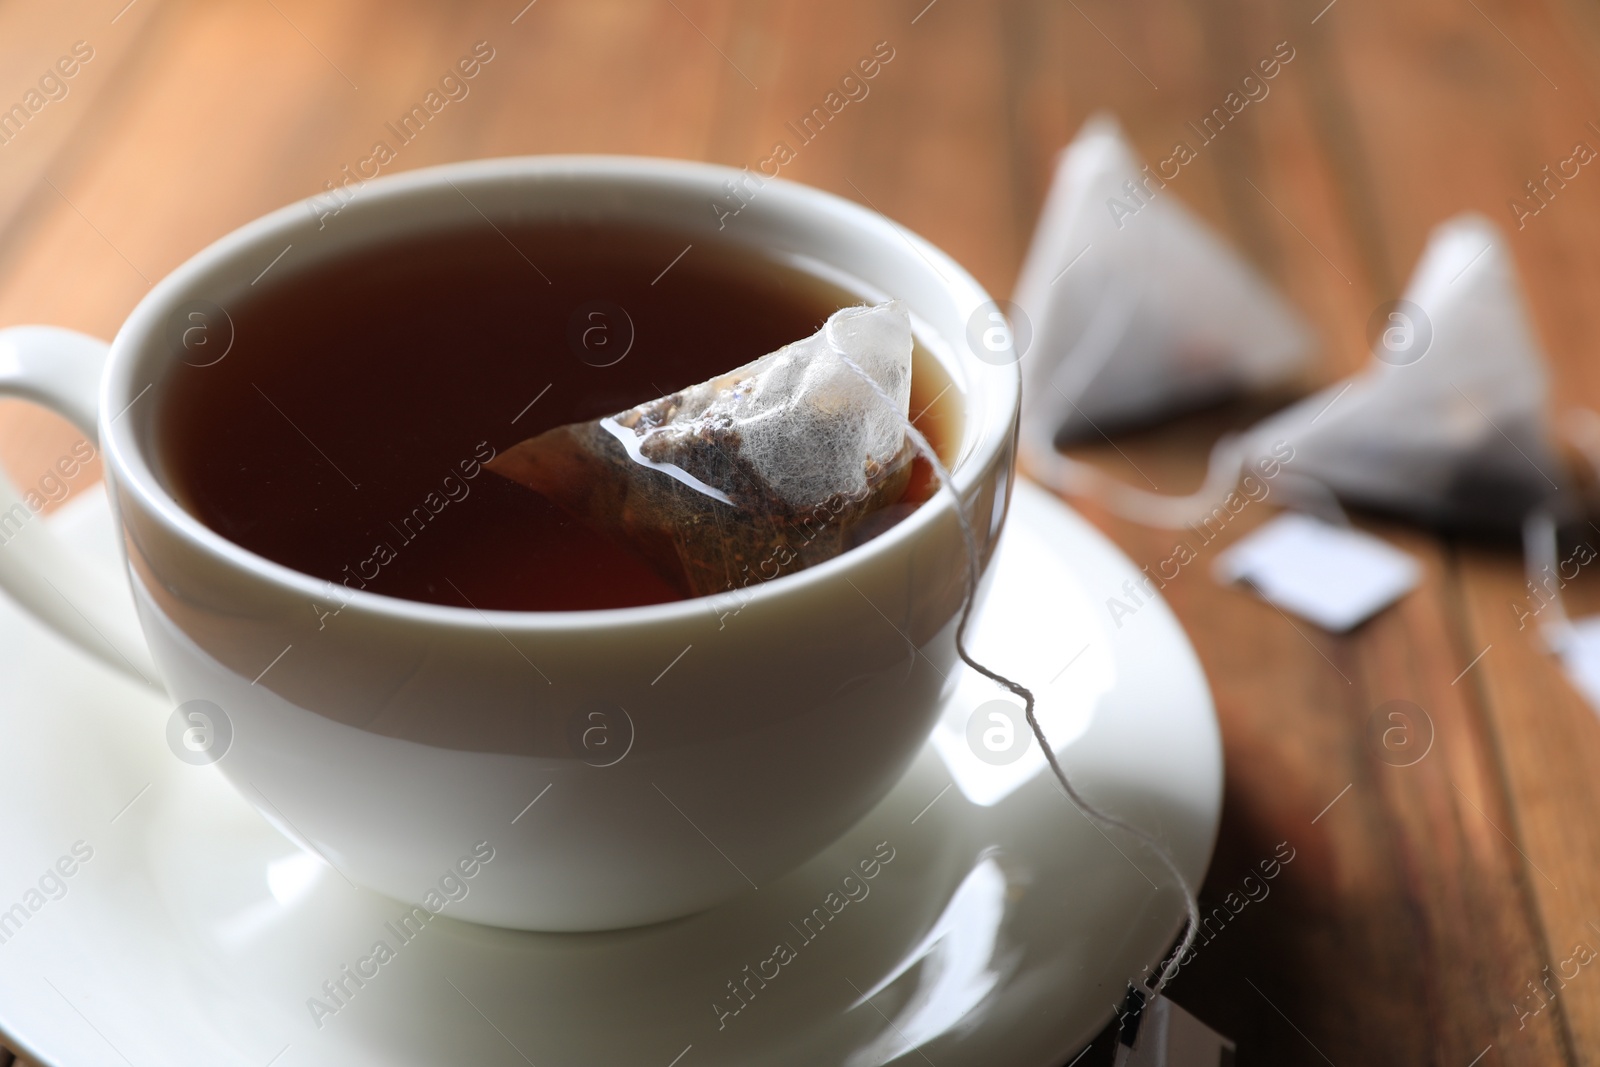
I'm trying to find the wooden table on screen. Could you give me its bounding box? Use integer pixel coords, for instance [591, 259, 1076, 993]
[2, 0, 1599, 1063]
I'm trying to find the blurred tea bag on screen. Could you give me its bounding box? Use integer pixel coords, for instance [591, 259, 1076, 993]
[488, 303, 915, 598]
[1238, 213, 1563, 533]
[1015, 113, 1314, 448]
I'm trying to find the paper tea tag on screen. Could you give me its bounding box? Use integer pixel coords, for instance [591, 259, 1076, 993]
[1111, 988, 1236, 1067]
[1555, 616, 1600, 712]
[1213, 513, 1420, 632]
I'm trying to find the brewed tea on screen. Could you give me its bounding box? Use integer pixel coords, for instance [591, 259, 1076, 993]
[158, 220, 958, 611]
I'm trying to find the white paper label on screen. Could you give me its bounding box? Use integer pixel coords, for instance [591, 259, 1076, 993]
[1213, 513, 1420, 632]
[1556, 617, 1600, 712]
[1113, 993, 1236, 1067]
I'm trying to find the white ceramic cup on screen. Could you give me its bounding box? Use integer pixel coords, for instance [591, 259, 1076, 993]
[0, 156, 1019, 930]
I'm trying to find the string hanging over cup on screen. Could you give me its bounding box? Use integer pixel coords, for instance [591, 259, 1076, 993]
[827, 333, 1204, 998]
[487, 294, 1205, 993]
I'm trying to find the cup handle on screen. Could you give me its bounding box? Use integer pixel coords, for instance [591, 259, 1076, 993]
[0, 326, 163, 691]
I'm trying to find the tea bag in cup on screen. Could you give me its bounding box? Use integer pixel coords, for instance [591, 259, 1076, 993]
[487, 302, 916, 598]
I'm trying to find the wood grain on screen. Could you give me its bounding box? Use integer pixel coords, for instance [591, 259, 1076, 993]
[2, 0, 1598, 1064]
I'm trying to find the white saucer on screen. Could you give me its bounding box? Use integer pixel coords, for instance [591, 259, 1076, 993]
[0, 479, 1219, 1067]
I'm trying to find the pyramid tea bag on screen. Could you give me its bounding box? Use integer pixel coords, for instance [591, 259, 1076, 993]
[487, 302, 916, 598]
[1237, 213, 1563, 532]
[1026, 212, 1568, 537]
[1014, 113, 1314, 447]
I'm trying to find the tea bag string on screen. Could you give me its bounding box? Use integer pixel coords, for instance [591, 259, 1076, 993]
[1019, 422, 1248, 531]
[1523, 508, 1573, 653]
[1519, 407, 1600, 656]
[831, 343, 1200, 996]
[1522, 406, 1600, 655]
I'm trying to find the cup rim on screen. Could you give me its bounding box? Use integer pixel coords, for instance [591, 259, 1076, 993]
[102, 155, 1019, 633]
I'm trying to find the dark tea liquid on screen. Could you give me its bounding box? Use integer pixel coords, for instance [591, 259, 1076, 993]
[158, 220, 959, 611]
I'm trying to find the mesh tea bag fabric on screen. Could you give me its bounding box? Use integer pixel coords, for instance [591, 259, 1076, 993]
[1237, 213, 1563, 532]
[1014, 113, 1315, 447]
[487, 302, 916, 598]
